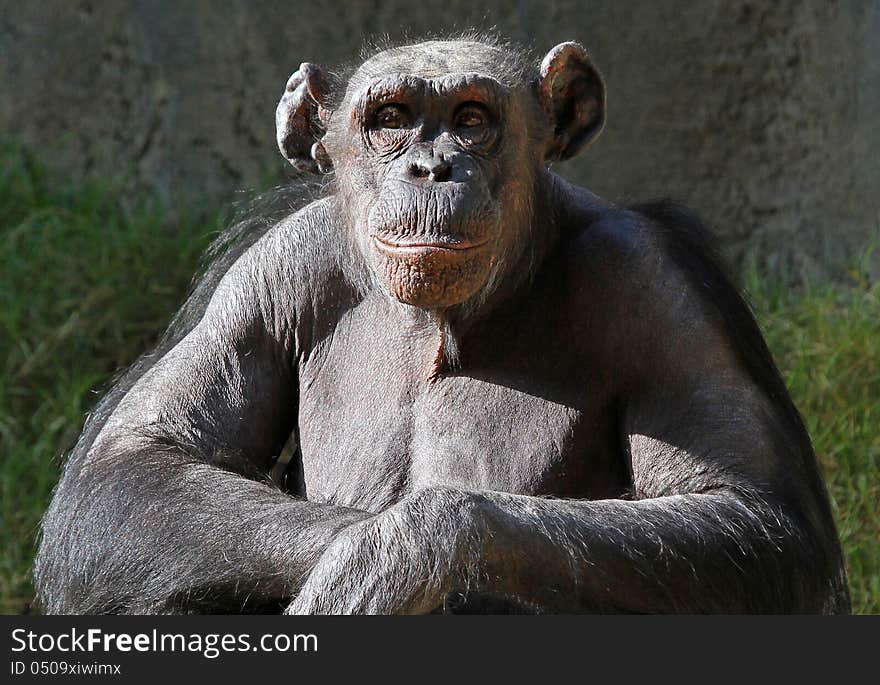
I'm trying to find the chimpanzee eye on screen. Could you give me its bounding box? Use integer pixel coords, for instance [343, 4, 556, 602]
[454, 103, 490, 129]
[374, 104, 412, 129]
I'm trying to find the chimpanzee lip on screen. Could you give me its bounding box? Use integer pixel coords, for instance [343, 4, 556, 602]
[373, 235, 490, 252]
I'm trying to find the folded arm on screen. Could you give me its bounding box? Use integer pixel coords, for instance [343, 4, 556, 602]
[35, 229, 372, 614]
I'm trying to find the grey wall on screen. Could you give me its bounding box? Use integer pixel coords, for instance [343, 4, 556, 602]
[2, 0, 878, 276]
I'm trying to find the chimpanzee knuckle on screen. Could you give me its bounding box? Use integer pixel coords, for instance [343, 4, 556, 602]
[289, 582, 339, 615]
[283, 589, 312, 615]
[289, 518, 418, 615]
[328, 517, 378, 561]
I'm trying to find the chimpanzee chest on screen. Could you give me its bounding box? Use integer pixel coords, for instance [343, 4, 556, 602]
[295, 297, 627, 512]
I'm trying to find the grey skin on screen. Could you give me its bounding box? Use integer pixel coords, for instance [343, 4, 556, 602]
[34, 38, 850, 614]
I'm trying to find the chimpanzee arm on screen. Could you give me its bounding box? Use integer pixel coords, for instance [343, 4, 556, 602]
[288, 398, 835, 614]
[35, 216, 372, 614]
[286, 208, 847, 614]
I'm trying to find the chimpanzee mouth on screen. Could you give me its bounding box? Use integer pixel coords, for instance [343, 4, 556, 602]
[372, 235, 490, 253]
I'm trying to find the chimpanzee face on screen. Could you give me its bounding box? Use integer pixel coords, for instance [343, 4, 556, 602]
[276, 40, 606, 311]
[329, 58, 542, 310]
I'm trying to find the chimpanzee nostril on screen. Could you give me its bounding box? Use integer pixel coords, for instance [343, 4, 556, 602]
[429, 159, 451, 182]
[409, 162, 430, 179]
[408, 155, 451, 182]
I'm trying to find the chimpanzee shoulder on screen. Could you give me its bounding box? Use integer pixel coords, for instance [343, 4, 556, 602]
[262, 195, 340, 281]
[552, 200, 708, 337]
[619, 200, 805, 430]
[557, 197, 815, 468]
[552, 200, 757, 382]
[238, 195, 356, 311]
[558, 198, 749, 340]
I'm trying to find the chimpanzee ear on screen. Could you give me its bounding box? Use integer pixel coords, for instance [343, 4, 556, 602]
[276, 62, 334, 174]
[538, 42, 606, 163]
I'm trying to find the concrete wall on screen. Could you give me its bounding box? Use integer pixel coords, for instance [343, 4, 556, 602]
[2, 0, 878, 275]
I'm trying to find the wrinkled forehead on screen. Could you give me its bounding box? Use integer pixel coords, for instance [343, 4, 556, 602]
[348, 41, 530, 92]
[350, 73, 509, 112]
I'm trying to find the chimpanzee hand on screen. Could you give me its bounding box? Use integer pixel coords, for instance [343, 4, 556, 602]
[284, 486, 492, 615]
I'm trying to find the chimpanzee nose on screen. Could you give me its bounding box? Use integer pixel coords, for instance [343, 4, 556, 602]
[408, 151, 451, 182]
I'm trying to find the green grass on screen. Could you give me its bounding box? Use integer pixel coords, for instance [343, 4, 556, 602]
[746, 265, 880, 613]
[0, 140, 224, 613]
[1, 140, 878, 614]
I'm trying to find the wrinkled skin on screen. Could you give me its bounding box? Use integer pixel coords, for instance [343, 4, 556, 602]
[332, 68, 539, 312]
[34, 39, 850, 615]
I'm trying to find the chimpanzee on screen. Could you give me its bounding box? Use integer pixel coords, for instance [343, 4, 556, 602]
[34, 36, 850, 614]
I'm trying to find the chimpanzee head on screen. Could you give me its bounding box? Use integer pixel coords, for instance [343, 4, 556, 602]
[277, 38, 605, 313]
